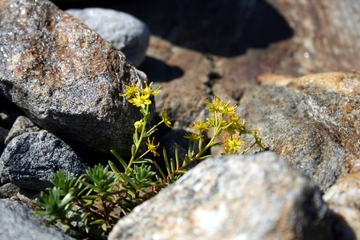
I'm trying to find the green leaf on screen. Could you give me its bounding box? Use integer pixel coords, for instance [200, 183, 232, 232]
[108, 160, 120, 174]
[133, 158, 153, 164]
[199, 155, 213, 160]
[60, 193, 74, 207]
[111, 150, 128, 170]
[163, 148, 171, 176]
[133, 131, 139, 144]
[120, 173, 137, 188]
[174, 143, 180, 169]
[183, 155, 191, 167]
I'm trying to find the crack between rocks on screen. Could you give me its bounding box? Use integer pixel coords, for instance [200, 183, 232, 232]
[202, 54, 222, 98]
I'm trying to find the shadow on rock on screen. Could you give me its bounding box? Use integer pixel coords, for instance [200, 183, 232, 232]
[56, 0, 294, 57]
[138, 56, 184, 82]
[327, 209, 356, 240]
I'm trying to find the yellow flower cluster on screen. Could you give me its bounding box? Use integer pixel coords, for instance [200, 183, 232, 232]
[120, 81, 262, 168]
[120, 81, 172, 162]
[185, 97, 258, 155]
[120, 82, 160, 108]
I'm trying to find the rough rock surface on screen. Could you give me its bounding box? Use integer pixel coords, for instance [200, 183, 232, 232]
[91, 0, 360, 128]
[0, 199, 74, 240]
[109, 152, 331, 240]
[0, 130, 86, 191]
[0, 0, 148, 154]
[0, 182, 19, 199]
[4, 116, 40, 144]
[266, 0, 360, 73]
[66, 8, 150, 67]
[238, 72, 360, 191]
[324, 172, 360, 239]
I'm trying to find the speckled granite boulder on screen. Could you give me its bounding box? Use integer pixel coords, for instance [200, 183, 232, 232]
[0, 199, 74, 240]
[0, 0, 149, 155]
[238, 72, 360, 191]
[109, 152, 332, 240]
[0, 130, 86, 191]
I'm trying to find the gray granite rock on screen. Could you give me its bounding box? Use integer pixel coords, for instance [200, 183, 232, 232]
[0, 199, 74, 240]
[0, 182, 19, 198]
[4, 116, 40, 145]
[238, 72, 360, 191]
[0, 130, 86, 191]
[109, 152, 332, 240]
[66, 8, 150, 67]
[0, 0, 149, 155]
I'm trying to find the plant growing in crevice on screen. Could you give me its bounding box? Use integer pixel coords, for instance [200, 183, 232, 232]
[36, 81, 264, 239]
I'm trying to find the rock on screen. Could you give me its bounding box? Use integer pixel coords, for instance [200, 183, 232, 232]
[0, 125, 8, 154]
[66, 8, 150, 67]
[323, 172, 360, 239]
[0, 130, 86, 191]
[238, 72, 360, 191]
[0, 199, 74, 240]
[4, 116, 40, 145]
[109, 152, 332, 240]
[0, 182, 19, 199]
[54, 1, 360, 131]
[0, 0, 148, 154]
[266, 0, 360, 74]
[0, 97, 24, 129]
[108, 0, 360, 128]
[145, 36, 212, 129]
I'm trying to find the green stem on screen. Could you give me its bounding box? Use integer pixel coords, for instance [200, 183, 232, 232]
[146, 120, 164, 135]
[152, 161, 167, 182]
[127, 105, 149, 169]
[240, 142, 257, 155]
[138, 149, 150, 160]
[189, 118, 223, 163]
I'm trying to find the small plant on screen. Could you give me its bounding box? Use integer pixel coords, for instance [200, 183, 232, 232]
[36, 81, 263, 239]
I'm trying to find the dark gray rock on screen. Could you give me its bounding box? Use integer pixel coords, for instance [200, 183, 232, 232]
[0, 0, 149, 155]
[109, 152, 332, 240]
[238, 72, 360, 191]
[66, 8, 150, 67]
[4, 116, 40, 145]
[0, 199, 74, 240]
[0, 130, 86, 191]
[0, 125, 8, 154]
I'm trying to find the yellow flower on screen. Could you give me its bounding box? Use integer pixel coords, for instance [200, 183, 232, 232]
[190, 120, 210, 133]
[147, 137, 160, 157]
[120, 84, 140, 99]
[223, 115, 244, 134]
[205, 113, 217, 127]
[205, 97, 236, 115]
[205, 97, 221, 113]
[143, 82, 160, 97]
[162, 110, 172, 128]
[184, 132, 202, 142]
[129, 93, 152, 107]
[223, 134, 244, 154]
